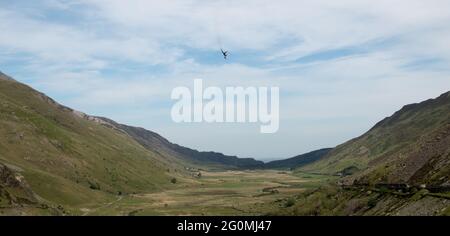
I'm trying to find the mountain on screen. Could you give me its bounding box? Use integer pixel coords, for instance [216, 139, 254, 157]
[285, 91, 450, 216]
[0, 71, 190, 214]
[264, 148, 332, 169]
[300, 91, 450, 186]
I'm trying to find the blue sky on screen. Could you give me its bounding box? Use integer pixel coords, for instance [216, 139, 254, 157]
[1, 0, 450, 161]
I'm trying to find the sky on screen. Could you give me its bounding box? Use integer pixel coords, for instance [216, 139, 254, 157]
[1, 0, 450, 161]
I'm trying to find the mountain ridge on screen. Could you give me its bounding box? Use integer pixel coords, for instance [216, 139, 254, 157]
[93, 117, 265, 169]
[278, 90, 450, 216]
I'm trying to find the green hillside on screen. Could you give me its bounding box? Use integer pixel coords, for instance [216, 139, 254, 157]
[0, 72, 188, 214]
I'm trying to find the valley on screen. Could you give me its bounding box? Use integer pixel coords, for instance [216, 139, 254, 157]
[1, 71, 449, 216]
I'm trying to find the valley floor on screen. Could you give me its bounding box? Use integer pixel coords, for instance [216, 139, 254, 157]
[76, 170, 335, 216]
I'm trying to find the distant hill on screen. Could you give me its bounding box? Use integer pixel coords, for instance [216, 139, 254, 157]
[96, 117, 264, 169]
[264, 148, 332, 169]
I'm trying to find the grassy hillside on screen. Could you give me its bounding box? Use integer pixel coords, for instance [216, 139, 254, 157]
[0, 72, 188, 214]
